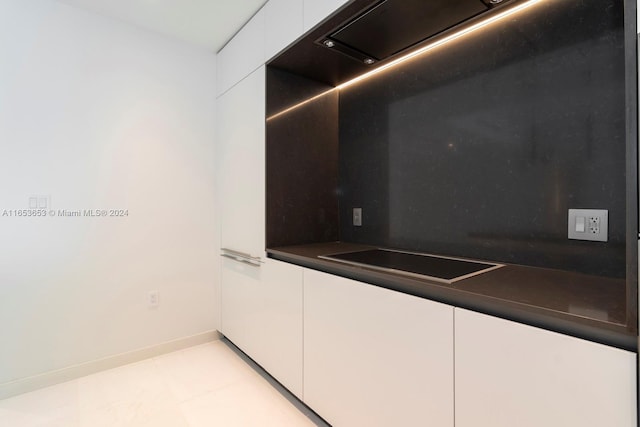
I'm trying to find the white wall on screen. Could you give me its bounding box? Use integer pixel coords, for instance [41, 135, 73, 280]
[0, 0, 217, 385]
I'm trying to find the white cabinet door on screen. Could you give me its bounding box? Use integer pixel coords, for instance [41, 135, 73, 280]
[221, 258, 303, 398]
[265, 0, 304, 61]
[302, 0, 349, 32]
[217, 8, 265, 96]
[220, 257, 261, 358]
[217, 66, 265, 259]
[303, 269, 454, 427]
[455, 308, 637, 427]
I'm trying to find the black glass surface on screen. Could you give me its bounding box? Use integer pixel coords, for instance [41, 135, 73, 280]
[323, 249, 496, 281]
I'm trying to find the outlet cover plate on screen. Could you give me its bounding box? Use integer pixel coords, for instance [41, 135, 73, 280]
[148, 290, 160, 308]
[353, 208, 362, 226]
[568, 209, 608, 242]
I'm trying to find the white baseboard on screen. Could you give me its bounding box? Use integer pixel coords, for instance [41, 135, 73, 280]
[0, 330, 221, 400]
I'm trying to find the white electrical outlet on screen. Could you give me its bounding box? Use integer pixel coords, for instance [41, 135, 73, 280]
[353, 208, 362, 226]
[148, 290, 160, 308]
[568, 209, 608, 242]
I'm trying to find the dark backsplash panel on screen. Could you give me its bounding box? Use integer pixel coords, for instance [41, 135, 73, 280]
[266, 68, 340, 247]
[338, 0, 628, 277]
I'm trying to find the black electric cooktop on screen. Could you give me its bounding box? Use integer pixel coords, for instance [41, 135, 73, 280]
[319, 249, 502, 284]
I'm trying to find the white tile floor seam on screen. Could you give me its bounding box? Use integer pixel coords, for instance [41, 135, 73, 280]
[0, 339, 328, 427]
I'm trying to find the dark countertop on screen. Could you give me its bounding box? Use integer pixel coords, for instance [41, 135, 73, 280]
[268, 242, 637, 351]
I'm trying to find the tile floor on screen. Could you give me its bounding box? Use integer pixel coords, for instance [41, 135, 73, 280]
[0, 339, 329, 427]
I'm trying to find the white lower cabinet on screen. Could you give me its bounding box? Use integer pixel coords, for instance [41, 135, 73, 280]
[221, 262, 637, 425]
[454, 308, 637, 427]
[303, 269, 454, 427]
[220, 258, 303, 398]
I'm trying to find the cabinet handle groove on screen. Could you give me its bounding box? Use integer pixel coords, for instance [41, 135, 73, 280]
[221, 248, 262, 267]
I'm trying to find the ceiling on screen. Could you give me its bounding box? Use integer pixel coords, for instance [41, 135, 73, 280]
[56, 0, 267, 52]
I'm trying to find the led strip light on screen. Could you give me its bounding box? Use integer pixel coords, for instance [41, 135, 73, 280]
[266, 0, 547, 121]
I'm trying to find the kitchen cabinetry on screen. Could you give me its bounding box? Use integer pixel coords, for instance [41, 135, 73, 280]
[217, 66, 265, 259]
[218, 65, 304, 395]
[218, 2, 637, 426]
[302, 0, 349, 32]
[265, 0, 303, 61]
[216, 8, 265, 96]
[454, 308, 637, 427]
[220, 258, 303, 398]
[303, 269, 454, 427]
[217, 0, 310, 400]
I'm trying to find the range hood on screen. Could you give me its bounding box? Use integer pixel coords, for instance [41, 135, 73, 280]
[316, 0, 508, 65]
[268, 0, 518, 86]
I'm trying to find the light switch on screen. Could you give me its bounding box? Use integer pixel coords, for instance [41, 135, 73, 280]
[353, 208, 362, 226]
[568, 209, 608, 242]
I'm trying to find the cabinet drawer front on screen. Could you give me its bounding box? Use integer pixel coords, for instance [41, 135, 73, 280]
[303, 268, 454, 427]
[455, 308, 637, 427]
[221, 259, 303, 398]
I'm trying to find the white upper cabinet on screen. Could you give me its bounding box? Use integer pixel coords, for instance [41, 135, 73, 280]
[303, 0, 349, 32]
[217, 8, 266, 97]
[303, 269, 454, 427]
[455, 308, 637, 427]
[217, 66, 265, 258]
[265, 0, 304, 61]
